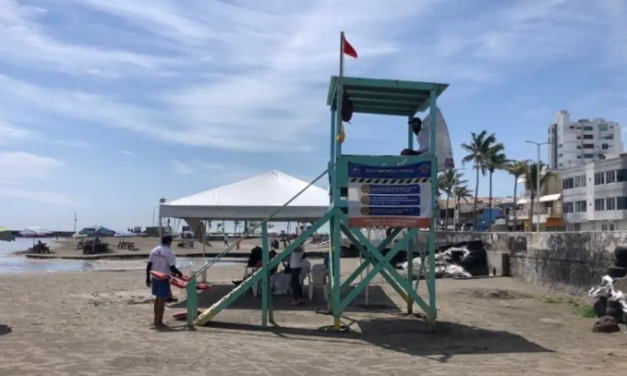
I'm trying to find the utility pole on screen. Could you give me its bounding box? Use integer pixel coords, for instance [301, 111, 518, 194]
[525, 140, 548, 232]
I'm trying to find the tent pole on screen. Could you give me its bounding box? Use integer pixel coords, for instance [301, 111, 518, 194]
[201, 220, 207, 283]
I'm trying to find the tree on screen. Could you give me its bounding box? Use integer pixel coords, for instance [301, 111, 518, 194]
[453, 185, 473, 230]
[438, 170, 468, 229]
[506, 160, 529, 231]
[484, 145, 508, 230]
[461, 131, 499, 229]
[523, 162, 553, 231]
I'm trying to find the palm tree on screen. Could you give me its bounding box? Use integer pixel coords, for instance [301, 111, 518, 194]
[484, 145, 508, 230]
[438, 170, 468, 229]
[461, 131, 499, 229]
[453, 185, 473, 230]
[506, 160, 529, 231]
[523, 162, 553, 231]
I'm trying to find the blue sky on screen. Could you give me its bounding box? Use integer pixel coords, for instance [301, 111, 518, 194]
[1, 0, 627, 231]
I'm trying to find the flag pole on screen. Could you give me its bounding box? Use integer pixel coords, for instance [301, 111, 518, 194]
[337, 31, 345, 152]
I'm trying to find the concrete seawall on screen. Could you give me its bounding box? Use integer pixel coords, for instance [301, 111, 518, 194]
[429, 231, 624, 295]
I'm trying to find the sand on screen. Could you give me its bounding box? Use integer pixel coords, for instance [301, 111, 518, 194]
[0, 259, 626, 376]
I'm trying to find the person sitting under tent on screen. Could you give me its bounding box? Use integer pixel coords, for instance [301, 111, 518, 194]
[233, 246, 277, 285]
[401, 117, 429, 155]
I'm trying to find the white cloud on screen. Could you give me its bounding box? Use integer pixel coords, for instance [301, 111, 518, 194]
[0, 151, 62, 181]
[0, 121, 37, 142]
[0, 151, 73, 204]
[0, 120, 93, 148]
[0, 0, 623, 153]
[169, 159, 259, 185]
[169, 160, 194, 175]
[120, 150, 136, 156]
[0, 0, 178, 77]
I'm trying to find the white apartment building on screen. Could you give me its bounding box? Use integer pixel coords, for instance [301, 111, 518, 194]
[548, 110, 623, 169]
[561, 154, 627, 231]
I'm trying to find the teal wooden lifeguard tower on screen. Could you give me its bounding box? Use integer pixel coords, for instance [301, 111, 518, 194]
[184, 74, 448, 332]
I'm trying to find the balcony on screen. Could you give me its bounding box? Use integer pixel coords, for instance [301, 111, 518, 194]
[509, 205, 562, 223]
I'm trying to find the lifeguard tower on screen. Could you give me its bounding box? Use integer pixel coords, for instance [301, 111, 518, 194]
[180, 60, 448, 332]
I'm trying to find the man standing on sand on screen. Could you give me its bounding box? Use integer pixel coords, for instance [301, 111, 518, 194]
[146, 235, 183, 328]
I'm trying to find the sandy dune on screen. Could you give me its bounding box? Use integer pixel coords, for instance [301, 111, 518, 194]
[0, 259, 626, 375]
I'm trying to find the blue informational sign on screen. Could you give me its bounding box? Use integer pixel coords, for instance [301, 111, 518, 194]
[365, 184, 420, 195]
[361, 195, 420, 206]
[347, 160, 431, 228]
[360, 207, 421, 217]
[348, 162, 431, 179]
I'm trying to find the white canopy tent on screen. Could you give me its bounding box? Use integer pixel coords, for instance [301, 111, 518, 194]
[160, 170, 329, 222]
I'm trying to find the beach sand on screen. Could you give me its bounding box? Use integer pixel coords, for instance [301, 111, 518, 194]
[0, 259, 626, 375]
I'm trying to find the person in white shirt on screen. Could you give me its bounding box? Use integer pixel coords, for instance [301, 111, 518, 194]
[146, 235, 183, 328]
[289, 245, 305, 305]
[401, 117, 430, 155]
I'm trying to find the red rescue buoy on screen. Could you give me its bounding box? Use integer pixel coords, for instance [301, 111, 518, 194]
[172, 310, 203, 321]
[170, 277, 186, 289]
[150, 271, 169, 280]
[197, 283, 210, 291]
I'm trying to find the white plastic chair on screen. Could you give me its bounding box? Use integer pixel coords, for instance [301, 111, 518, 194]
[308, 264, 328, 301]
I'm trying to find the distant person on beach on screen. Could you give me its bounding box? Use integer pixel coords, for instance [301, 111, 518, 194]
[289, 244, 305, 305]
[146, 235, 183, 328]
[223, 233, 229, 246]
[401, 117, 430, 155]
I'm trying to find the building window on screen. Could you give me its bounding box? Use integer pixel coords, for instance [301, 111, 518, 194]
[583, 153, 594, 158]
[562, 177, 574, 190]
[606, 134, 614, 140]
[575, 200, 587, 213]
[574, 175, 586, 188]
[595, 198, 605, 211]
[606, 197, 616, 210]
[599, 124, 608, 131]
[618, 197, 627, 210]
[618, 169, 627, 182]
[583, 126, 594, 131]
[583, 144, 594, 149]
[611, 224, 616, 230]
[583, 135, 594, 139]
[594, 172, 605, 185]
[577, 136, 581, 140]
[606, 170, 616, 184]
[602, 144, 609, 150]
[563, 202, 574, 213]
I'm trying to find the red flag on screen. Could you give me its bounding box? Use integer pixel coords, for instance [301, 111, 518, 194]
[343, 38, 358, 59]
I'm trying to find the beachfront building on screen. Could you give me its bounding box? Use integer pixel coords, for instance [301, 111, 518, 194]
[548, 110, 623, 170]
[562, 153, 627, 231]
[512, 170, 564, 232]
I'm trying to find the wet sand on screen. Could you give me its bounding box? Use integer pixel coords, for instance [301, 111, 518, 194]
[0, 259, 626, 375]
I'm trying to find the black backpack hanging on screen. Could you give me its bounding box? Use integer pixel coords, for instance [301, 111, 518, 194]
[341, 91, 353, 123]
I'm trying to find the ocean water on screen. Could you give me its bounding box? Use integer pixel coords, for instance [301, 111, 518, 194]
[0, 238, 238, 274]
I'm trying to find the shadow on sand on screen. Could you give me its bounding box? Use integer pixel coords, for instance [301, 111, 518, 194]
[0, 324, 12, 336]
[176, 316, 552, 362]
[167, 283, 552, 361]
[171, 283, 401, 313]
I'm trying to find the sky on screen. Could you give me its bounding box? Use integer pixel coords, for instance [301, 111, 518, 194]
[2, 0, 627, 231]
